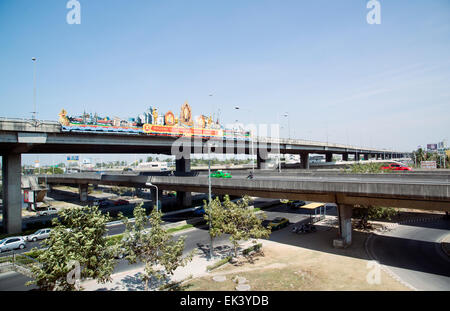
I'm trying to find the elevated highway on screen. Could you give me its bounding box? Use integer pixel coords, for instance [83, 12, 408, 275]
[36, 171, 450, 248]
[0, 118, 406, 159]
[1, 117, 409, 234]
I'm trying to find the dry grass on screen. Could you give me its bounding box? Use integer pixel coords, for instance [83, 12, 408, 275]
[185, 240, 410, 291]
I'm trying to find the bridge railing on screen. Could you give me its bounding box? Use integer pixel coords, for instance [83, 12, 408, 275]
[252, 136, 396, 153]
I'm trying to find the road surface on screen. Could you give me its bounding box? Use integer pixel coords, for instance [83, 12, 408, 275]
[368, 218, 450, 290]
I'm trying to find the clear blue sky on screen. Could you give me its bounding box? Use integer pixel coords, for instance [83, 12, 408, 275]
[0, 0, 449, 165]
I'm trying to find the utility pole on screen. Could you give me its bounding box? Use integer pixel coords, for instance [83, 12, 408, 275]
[32, 57, 37, 120]
[207, 140, 214, 259]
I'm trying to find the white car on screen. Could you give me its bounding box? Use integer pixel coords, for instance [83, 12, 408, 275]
[25, 228, 52, 242]
[36, 207, 58, 216]
[0, 237, 26, 252]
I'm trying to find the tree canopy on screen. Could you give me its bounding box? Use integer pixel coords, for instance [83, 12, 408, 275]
[28, 205, 116, 291]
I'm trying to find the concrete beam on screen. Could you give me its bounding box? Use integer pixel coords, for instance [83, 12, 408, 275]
[1, 153, 22, 234]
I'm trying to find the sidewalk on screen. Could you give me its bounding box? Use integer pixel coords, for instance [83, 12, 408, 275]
[81, 241, 254, 291]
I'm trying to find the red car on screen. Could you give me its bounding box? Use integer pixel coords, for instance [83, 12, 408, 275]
[114, 199, 130, 206]
[381, 163, 412, 171]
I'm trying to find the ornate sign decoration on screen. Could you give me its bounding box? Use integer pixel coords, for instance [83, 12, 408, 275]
[152, 108, 158, 124]
[165, 111, 175, 126]
[180, 101, 193, 126]
[196, 115, 206, 128]
[58, 109, 70, 126]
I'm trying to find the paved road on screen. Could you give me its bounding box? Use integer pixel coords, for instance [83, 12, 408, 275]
[368, 218, 450, 290]
[0, 271, 36, 291]
[233, 174, 450, 185]
[0, 202, 311, 289]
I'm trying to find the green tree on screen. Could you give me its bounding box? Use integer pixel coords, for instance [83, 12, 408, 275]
[121, 203, 193, 290]
[203, 197, 227, 256]
[27, 206, 116, 291]
[353, 205, 398, 229]
[205, 195, 270, 257]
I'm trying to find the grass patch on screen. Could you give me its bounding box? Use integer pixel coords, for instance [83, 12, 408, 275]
[166, 224, 194, 234]
[206, 256, 232, 272]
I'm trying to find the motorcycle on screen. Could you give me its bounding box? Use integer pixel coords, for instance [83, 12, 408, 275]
[291, 223, 317, 234]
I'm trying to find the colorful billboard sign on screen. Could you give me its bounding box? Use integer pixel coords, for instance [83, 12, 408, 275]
[24, 190, 35, 203]
[421, 161, 437, 169]
[427, 144, 437, 151]
[143, 124, 220, 137]
[67, 155, 79, 161]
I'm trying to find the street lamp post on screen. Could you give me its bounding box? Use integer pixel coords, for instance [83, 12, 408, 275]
[283, 113, 290, 140]
[235, 106, 255, 173]
[32, 57, 37, 120]
[207, 140, 214, 259]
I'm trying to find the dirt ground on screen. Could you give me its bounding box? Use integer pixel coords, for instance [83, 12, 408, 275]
[184, 218, 410, 291]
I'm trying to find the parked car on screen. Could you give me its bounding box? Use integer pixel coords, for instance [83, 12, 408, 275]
[0, 237, 26, 252]
[36, 207, 58, 216]
[210, 170, 232, 178]
[25, 228, 52, 242]
[93, 198, 109, 208]
[193, 207, 206, 216]
[381, 163, 412, 171]
[114, 199, 130, 206]
[265, 217, 290, 231]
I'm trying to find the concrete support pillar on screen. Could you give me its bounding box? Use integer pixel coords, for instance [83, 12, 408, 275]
[300, 153, 310, 169]
[325, 153, 333, 163]
[79, 184, 88, 202]
[355, 153, 360, 161]
[1, 153, 22, 234]
[176, 157, 191, 173]
[256, 153, 270, 170]
[342, 153, 348, 161]
[176, 157, 192, 208]
[333, 204, 353, 248]
[364, 154, 369, 161]
[176, 191, 192, 208]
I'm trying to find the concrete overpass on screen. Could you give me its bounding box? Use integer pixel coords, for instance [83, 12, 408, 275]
[36, 171, 450, 248]
[0, 117, 409, 234]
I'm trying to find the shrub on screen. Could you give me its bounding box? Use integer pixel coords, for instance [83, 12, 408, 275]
[243, 243, 262, 256]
